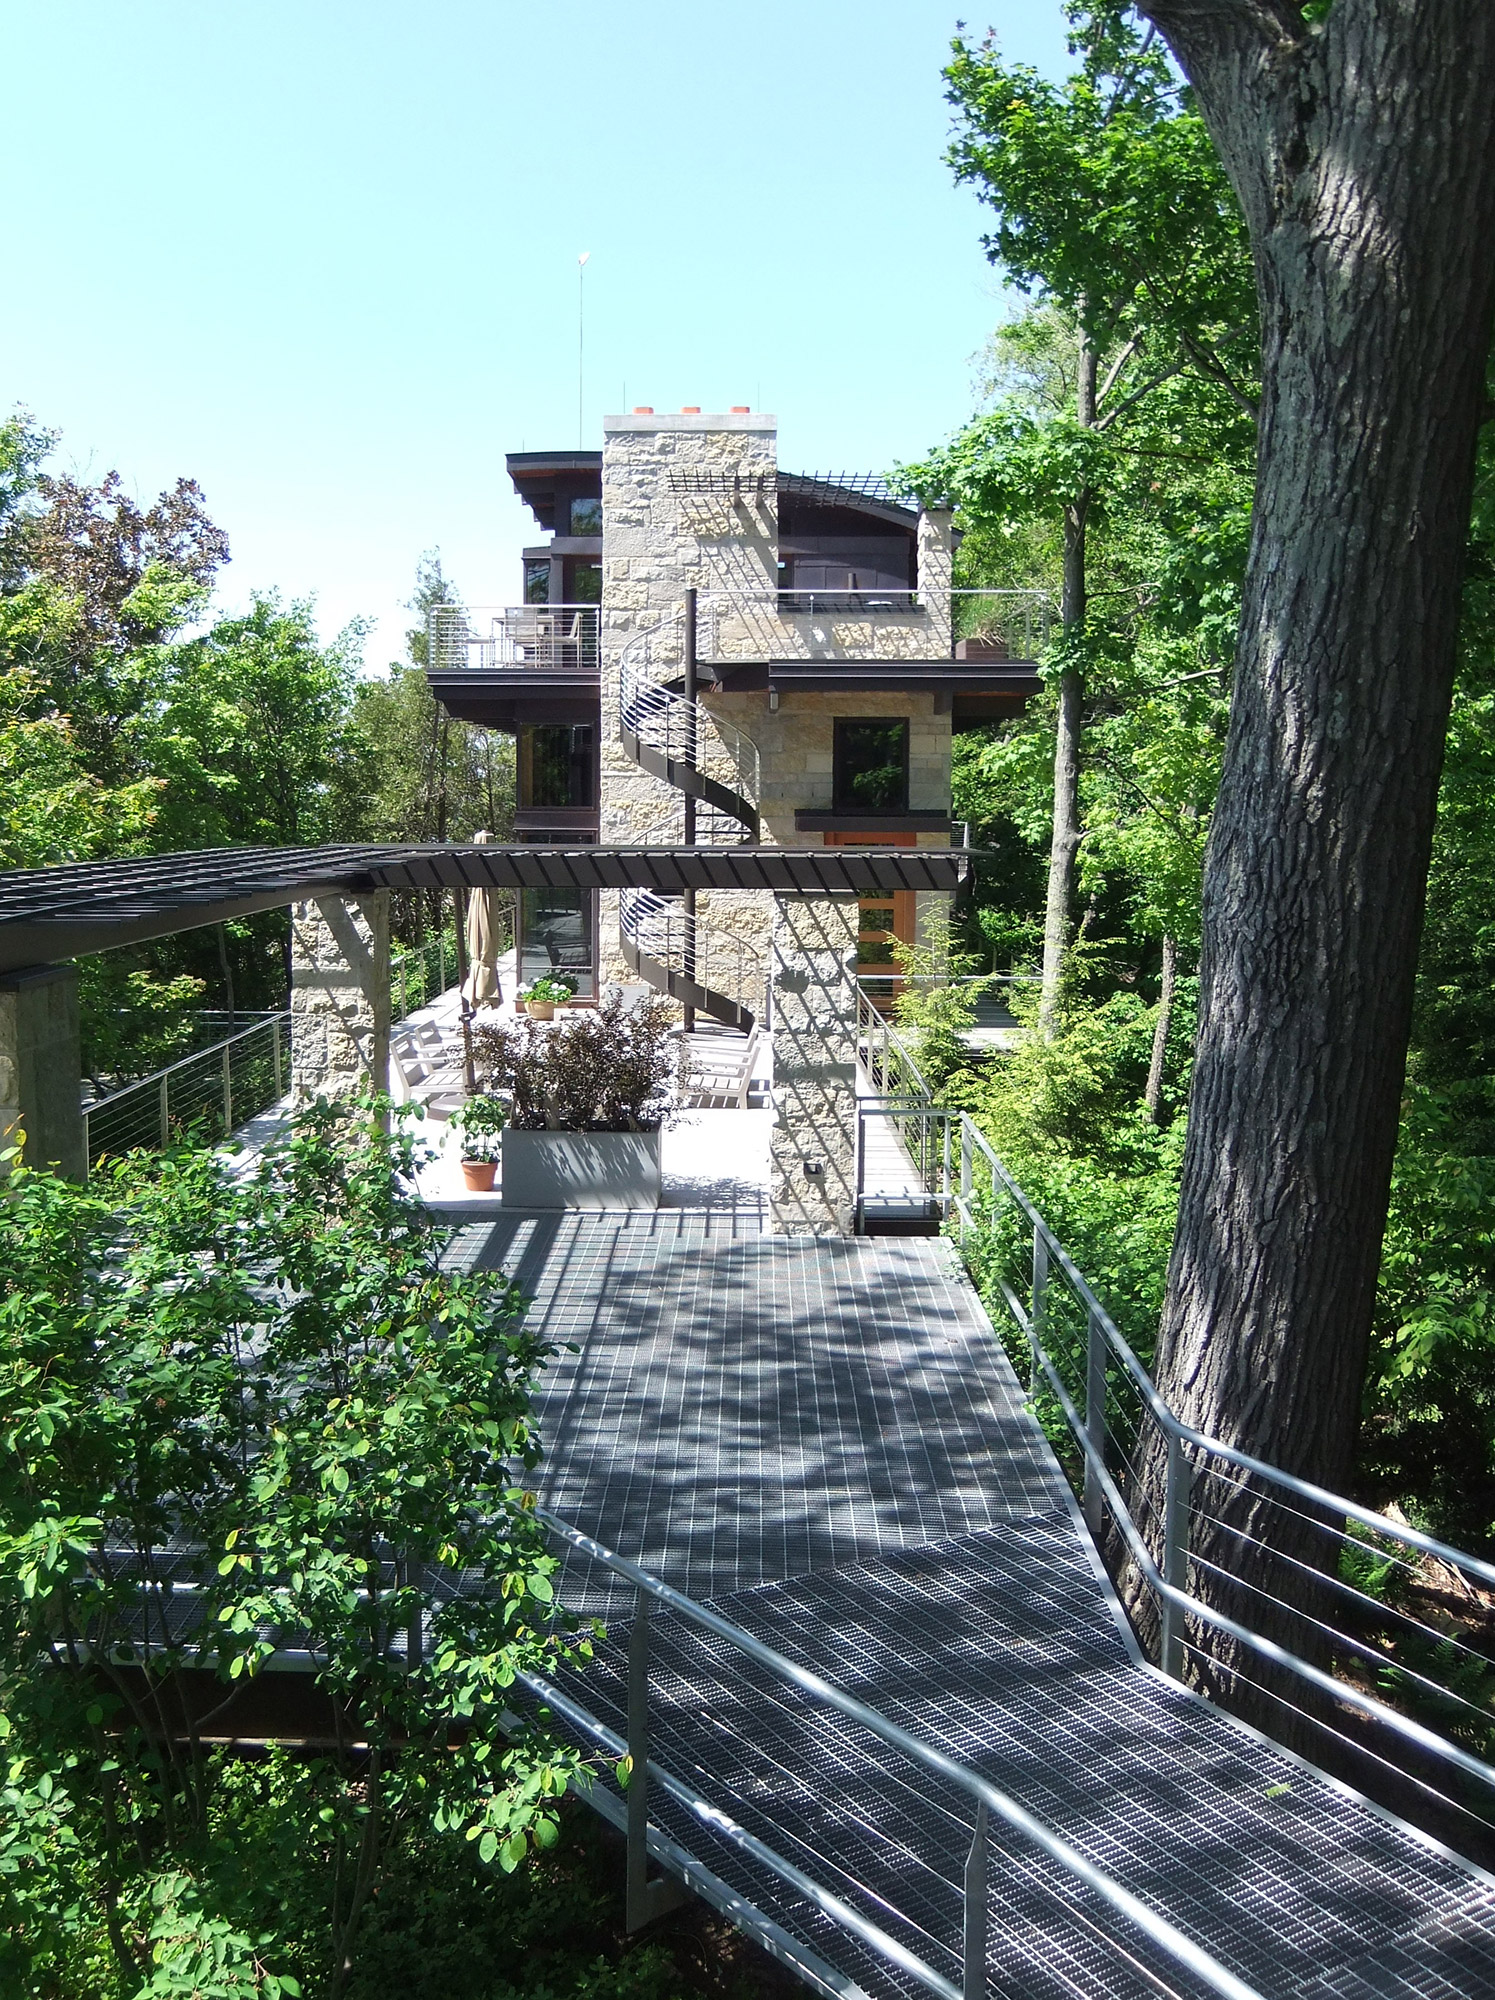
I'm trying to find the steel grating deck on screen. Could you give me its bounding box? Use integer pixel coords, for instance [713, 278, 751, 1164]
[453, 1213, 1495, 2000]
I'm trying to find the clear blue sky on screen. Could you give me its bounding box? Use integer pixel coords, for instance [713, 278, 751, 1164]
[2, 2, 1070, 671]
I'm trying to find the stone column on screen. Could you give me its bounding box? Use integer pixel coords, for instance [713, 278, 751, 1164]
[769, 895, 859, 1236]
[0, 963, 84, 1180]
[289, 894, 391, 1102]
[918, 508, 955, 655]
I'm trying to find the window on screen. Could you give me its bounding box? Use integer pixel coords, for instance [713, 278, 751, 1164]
[523, 559, 551, 605]
[833, 718, 908, 814]
[566, 559, 602, 604]
[519, 725, 595, 810]
[569, 496, 602, 536]
[519, 885, 595, 998]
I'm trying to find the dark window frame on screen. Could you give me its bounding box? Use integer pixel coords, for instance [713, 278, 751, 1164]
[832, 717, 910, 814]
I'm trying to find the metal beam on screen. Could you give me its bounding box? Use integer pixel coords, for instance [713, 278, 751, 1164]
[0, 843, 969, 973]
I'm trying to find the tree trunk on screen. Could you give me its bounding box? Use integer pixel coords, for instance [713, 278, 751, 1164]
[1038, 328, 1098, 1035]
[1130, 0, 1495, 1698]
[1144, 933, 1177, 1124]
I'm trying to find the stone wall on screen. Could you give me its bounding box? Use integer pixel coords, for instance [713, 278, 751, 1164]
[0, 963, 84, 1180]
[768, 894, 859, 1236]
[599, 411, 780, 990]
[289, 894, 391, 1102]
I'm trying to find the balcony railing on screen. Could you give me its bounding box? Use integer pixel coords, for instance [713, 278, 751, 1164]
[428, 603, 600, 674]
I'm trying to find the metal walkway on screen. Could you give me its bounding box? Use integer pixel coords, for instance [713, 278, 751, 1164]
[453, 1214, 1495, 2000]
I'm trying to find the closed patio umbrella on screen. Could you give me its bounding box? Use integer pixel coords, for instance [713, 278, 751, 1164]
[462, 830, 504, 1007]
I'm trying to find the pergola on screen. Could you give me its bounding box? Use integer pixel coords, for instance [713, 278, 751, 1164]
[0, 842, 966, 972]
[0, 843, 968, 1231]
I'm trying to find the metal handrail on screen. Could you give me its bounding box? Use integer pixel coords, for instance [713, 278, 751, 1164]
[427, 602, 600, 673]
[619, 656, 761, 828]
[82, 1013, 290, 1175]
[852, 1001, 1495, 1829]
[533, 1508, 1267, 2000]
[620, 889, 765, 1029]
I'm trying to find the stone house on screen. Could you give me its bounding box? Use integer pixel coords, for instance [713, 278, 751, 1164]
[427, 408, 1040, 1026]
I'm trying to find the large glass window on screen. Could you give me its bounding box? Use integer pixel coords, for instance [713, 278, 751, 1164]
[523, 558, 551, 604]
[833, 718, 909, 813]
[566, 559, 602, 604]
[519, 885, 594, 998]
[569, 496, 602, 536]
[519, 725, 595, 810]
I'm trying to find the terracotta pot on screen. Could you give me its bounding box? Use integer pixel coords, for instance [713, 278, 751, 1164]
[460, 1159, 497, 1191]
[528, 1000, 556, 1021]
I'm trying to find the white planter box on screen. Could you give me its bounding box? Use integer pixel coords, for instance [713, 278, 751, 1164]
[500, 1127, 662, 1210]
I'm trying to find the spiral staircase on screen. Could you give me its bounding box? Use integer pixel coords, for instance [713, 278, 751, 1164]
[618, 648, 766, 1031]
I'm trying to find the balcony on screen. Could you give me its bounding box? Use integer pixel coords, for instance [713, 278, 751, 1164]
[428, 602, 599, 673]
[427, 603, 600, 729]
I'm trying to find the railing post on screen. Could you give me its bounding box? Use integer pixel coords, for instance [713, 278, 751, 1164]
[222, 1042, 233, 1135]
[853, 1102, 865, 1233]
[960, 1119, 972, 1227]
[1030, 1227, 1049, 1394]
[963, 1799, 988, 2000]
[272, 1015, 283, 1100]
[159, 1072, 170, 1149]
[942, 1114, 953, 1215]
[625, 1589, 686, 1931]
[82, 1108, 91, 1181]
[1160, 1434, 1192, 1680]
[1083, 1307, 1106, 1537]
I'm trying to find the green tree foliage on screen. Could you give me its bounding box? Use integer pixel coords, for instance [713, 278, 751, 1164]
[0, 1099, 588, 1997]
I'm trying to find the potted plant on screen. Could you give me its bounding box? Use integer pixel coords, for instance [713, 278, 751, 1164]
[517, 972, 578, 1021]
[472, 994, 683, 1209]
[451, 1093, 507, 1191]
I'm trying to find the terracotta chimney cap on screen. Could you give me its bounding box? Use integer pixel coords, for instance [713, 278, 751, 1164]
[633, 405, 653, 414]
[681, 405, 701, 413]
[731, 405, 750, 413]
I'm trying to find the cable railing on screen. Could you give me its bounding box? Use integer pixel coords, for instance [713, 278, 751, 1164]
[427, 602, 600, 673]
[82, 1014, 290, 1174]
[390, 926, 469, 1023]
[522, 1511, 1267, 2000]
[856, 1001, 1495, 1853]
[618, 656, 761, 843]
[620, 889, 765, 1034]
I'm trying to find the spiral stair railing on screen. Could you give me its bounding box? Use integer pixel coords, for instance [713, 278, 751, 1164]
[619, 657, 761, 844]
[620, 888, 765, 1034]
[617, 610, 765, 1030]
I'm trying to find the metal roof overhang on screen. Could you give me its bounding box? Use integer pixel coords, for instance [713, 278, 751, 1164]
[0, 843, 970, 973]
[425, 668, 599, 729]
[707, 660, 1044, 699]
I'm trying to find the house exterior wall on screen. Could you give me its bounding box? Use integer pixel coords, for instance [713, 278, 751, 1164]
[768, 894, 859, 1235]
[0, 963, 84, 1180]
[289, 894, 391, 1103]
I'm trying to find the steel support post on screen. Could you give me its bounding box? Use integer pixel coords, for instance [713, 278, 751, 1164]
[272, 1016, 283, 1100]
[682, 587, 697, 1034]
[962, 1800, 989, 2000]
[959, 1122, 972, 1240]
[1160, 1434, 1193, 1679]
[1083, 1307, 1107, 1536]
[222, 1044, 232, 1135]
[159, 1074, 170, 1149]
[625, 1591, 687, 1931]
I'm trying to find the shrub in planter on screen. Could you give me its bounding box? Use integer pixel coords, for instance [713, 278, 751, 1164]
[473, 996, 683, 1209]
[474, 994, 680, 1133]
[451, 1092, 507, 1190]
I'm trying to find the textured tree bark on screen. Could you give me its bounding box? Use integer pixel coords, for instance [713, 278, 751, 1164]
[1039, 331, 1099, 1034]
[1128, 0, 1495, 1691]
[1144, 933, 1177, 1123]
